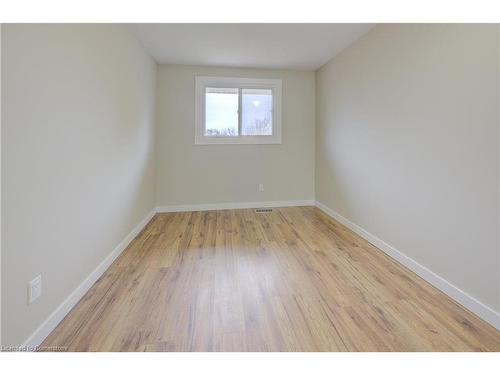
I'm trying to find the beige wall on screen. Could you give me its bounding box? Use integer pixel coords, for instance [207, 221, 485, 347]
[156, 65, 315, 207]
[2, 23, 498, 346]
[0, 24, 3, 345]
[1, 24, 157, 345]
[316, 24, 499, 312]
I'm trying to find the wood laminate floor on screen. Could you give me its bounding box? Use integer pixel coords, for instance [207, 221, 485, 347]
[41, 207, 500, 351]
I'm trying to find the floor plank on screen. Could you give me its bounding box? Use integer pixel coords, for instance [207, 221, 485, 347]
[40, 207, 500, 352]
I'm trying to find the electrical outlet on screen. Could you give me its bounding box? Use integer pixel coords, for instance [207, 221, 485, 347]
[259, 183, 264, 192]
[29, 274, 42, 304]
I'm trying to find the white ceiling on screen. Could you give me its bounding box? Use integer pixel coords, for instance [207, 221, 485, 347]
[128, 24, 374, 70]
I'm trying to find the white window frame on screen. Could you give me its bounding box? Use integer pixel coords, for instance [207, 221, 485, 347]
[195, 76, 282, 145]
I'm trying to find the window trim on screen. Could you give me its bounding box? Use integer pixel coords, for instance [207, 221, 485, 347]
[195, 76, 282, 145]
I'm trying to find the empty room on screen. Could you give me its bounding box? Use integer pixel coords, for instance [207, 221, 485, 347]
[1, 11, 500, 366]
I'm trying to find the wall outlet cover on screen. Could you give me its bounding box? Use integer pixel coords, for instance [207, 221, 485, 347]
[29, 274, 42, 304]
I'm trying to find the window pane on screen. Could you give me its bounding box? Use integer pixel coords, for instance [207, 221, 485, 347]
[242, 89, 273, 136]
[205, 87, 239, 136]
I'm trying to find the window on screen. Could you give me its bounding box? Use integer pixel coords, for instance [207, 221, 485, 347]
[195, 76, 282, 144]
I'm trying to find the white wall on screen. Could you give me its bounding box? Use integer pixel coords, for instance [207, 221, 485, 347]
[1, 24, 157, 346]
[316, 24, 499, 315]
[156, 65, 315, 207]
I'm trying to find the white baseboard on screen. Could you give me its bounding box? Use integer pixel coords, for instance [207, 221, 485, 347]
[21, 209, 157, 350]
[315, 200, 500, 331]
[156, 200, 315, 213]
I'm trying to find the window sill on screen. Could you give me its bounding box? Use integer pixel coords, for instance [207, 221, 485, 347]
[194, 135, 282, 145]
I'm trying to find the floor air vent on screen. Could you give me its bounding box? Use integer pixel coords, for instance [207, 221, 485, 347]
[255, 208, 273, 213]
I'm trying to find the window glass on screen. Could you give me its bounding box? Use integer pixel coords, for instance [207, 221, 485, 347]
[205, 87, 239, 136]
[241, 89, 273, 136]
